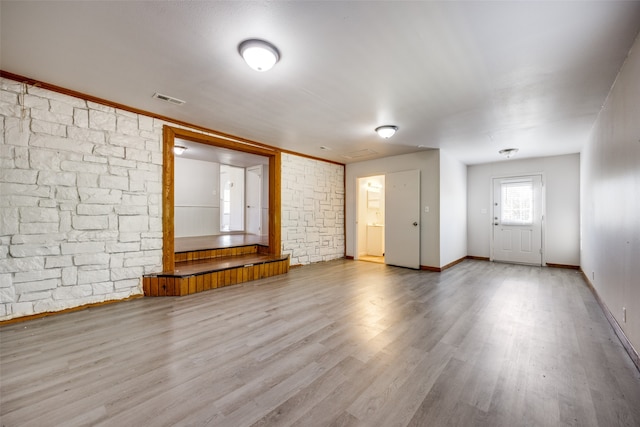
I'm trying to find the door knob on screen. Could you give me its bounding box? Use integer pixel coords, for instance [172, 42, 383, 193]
[413, 222, 418, 226]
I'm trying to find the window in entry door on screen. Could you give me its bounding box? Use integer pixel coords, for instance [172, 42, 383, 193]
[501, 180, 533, 225]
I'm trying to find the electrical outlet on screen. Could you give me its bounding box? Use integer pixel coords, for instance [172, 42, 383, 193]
[623, 307, 626, 323]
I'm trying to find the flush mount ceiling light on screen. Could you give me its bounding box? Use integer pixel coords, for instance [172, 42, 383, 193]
[173, 145, 187, 155]
[499, 148, 519, 159]
[238, 39, 280, 72]
[375, 125, 398, 139]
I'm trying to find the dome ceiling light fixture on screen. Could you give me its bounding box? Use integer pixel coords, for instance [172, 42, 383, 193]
[499, 148, 519, 159]
[173, 145, 187, 155]
[238, 39, 280, 72]
[375, 125, 398, 139]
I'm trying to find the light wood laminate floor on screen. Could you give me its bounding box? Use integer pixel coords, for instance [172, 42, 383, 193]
[2, 260, 640, 426]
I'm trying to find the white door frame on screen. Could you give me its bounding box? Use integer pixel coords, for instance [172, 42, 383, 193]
[489, 173, 546, 265]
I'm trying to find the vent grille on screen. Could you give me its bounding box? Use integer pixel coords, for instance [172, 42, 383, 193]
[152, 92, 186, 105]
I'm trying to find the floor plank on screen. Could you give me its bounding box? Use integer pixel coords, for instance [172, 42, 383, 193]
[1, 260, 640, 426]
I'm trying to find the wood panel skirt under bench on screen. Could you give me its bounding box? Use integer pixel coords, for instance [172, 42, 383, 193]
[143, 254, 290, 297]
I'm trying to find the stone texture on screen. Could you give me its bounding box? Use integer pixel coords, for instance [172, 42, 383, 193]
[0, 169, 38, 184]
[19, 290, 53, 302]
[67, 127, 106, 145]
[37, 170, 76, 187]
[61, 242, 105, 255]
[71, 215, 109, 230]
[118, 216, 148, 232]
[99, 175, 129, 191]
[138, 115, 153, 131]
[0, 78, 332, 321]
[92, 282, 114, 295]
[29, 134, 95, 154]
[5, 117, 31, 146]
[77, 204, 113, 215]
[20, 207, 59, 223]
[125, 148, 149, 162]
[73, 253, 110, 266]
[110, 267, 143, 281]
[15, 278, 58, 294]
[106, 242, 140, 253]
[0, 287, 16, 303]
[61, 266, 77, 286]
[116, 115, 139, 135]
[78, 188, 123, 204]
[0, 208, 19, 236]
[77, 269, 110, 285]
[30, 108, 73, 126]
[53, 285, 92, 300]
[9, 244, 60, 258]
[61, 160, 108, 174]
[31, 119, 67, 137]
[73, 108, 89, 128]
[281, 154, 344, 265]
[50, 99, 74, 116]
[89, 109, 116, 131]
[0, 79, 161, 319]
[19, 222, 59, 235]
[45, 256, 73, 268]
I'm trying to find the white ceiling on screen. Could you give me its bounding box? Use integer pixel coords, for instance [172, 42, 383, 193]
[2, 1, 639, 165]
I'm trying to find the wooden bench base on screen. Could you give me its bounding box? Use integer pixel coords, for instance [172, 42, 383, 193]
[143, 252, 289, 297]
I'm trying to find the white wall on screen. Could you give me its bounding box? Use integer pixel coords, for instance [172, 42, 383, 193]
[581, 34, 640, 351]
[281, 153, 344, 265]
[0, 77, 346, 320]
[439, 150, 467, 266]
[467, 154, 580, 266]
[0, 78, 163, 319]
[346, 150, 441, 268]
[174, 157, 219, 238]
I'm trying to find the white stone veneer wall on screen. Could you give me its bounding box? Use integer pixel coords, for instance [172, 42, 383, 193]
[0, 78, 346, 320]
[281, 153, 344, 265]
[0, 78, 164, 320]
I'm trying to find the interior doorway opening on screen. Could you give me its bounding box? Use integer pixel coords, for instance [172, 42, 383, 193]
[356, 175, 385, 264]
[220, 165, 245, 232]
[162, 125, 281, 271]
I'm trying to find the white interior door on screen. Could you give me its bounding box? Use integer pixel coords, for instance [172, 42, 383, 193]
[246, 165, 262, 235]
[385, 170, 420, 269]
[492, 175, 543, 265]
[220, 165, 245, 232]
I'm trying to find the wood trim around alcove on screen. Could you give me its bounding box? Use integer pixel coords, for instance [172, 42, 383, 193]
[162, 125, 281, 272]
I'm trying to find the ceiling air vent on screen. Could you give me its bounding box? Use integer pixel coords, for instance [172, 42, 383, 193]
[152, 92, 186, 106]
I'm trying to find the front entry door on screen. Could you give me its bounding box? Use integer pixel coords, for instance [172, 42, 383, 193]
[492, 175, 543, 265]
[385, 170, 421, 269]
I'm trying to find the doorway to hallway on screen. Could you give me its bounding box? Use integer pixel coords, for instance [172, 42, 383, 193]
[356, 175, 385, 264]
